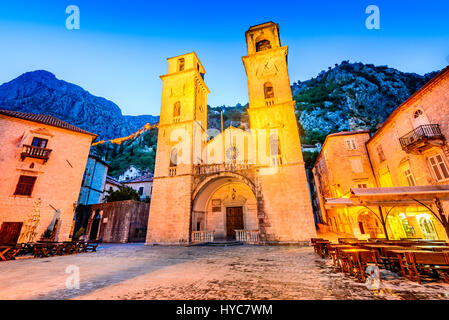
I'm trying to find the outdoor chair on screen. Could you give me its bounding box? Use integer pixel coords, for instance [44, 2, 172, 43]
[85, 240, 100, 252]
[0, 244, 21, 261]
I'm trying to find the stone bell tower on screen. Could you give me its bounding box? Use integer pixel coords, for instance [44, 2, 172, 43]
[146, 52, 210, 244]
[242, 22, 316, 241]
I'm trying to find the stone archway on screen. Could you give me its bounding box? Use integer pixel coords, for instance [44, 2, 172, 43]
[191, 173, 260, 241]
[357, 210, 383, 238]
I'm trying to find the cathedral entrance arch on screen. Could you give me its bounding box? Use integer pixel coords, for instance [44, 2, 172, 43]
[191, 174, 258, 241]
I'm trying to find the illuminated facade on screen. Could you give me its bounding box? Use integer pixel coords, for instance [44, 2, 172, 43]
[146, 22, 316, 244]
[0, 109, 96, 243]
[314, 66, 449, 241]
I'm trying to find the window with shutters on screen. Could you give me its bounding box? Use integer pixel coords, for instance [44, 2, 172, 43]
[14, 175, 37, 196]
[345, 138, 357, 150]
[428, 154, 449, 182]
[403, 168, 416, 186]
[377, 145, 386, 163]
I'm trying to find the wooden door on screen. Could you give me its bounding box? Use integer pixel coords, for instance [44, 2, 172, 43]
[226, 207, 244, 240]
[0, 222, 23, 244]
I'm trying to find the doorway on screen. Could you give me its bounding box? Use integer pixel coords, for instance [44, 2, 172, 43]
[89, 211, 101, 240]
[226, 207, 244, 240]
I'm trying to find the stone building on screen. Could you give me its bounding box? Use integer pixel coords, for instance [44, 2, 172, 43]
[147, 22, 316, 244]
[123, 173, 153, 200]
[313, 66, 449, 241]
[0, 109, 96, 243]
[101, 175, 123, 202]
[118, 165, 141, 182]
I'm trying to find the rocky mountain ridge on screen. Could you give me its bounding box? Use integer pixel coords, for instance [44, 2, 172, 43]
[0, 70, 159, 140]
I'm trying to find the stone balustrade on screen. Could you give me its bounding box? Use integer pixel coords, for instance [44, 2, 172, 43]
[235, 230, 260, 243]
[191, 231, 214, 243]
[194, 162, 252, 175]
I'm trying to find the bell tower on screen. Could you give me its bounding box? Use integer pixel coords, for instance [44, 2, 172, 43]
[242, 22, 317, 242]
[146, 52, 209, 244]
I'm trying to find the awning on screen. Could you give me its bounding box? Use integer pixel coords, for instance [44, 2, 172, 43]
[324, 198, 355, 209]
[324, 185, 449, 208]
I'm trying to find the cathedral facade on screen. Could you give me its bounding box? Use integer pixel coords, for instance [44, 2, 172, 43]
[146, 22, 316, 244]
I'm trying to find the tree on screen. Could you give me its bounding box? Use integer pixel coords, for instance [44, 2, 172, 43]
[104, 186, 141, 202]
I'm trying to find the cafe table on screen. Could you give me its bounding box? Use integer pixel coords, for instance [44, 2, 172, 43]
[341, 249, 373, 278]
[415, 245, 449, 252]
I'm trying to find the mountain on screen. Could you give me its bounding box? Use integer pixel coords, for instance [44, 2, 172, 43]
[293, 61, 439, 144]
[0, 70, 159, 140]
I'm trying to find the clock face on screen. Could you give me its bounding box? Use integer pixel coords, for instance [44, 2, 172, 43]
[256, 59, 278, 79]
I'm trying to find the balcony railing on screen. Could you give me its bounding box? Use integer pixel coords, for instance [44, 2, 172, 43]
[20, 145, 52, 163]
[191, 231, 214, 243]
[399, 124, 444, 153]
[235, 230, 260, 243]
[271, 155, 283, 166]
[265, 98, 275, 106]
[169, 167, 177, 176]
[194, 162, 252, 175]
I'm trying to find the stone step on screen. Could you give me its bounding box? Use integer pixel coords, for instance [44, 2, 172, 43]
[187, 241, 244, 247]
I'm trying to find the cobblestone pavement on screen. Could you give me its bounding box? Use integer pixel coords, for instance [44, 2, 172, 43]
[0, 244, 448, 300]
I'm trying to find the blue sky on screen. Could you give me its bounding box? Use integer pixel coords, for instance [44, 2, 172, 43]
[0, 0, 448, 116]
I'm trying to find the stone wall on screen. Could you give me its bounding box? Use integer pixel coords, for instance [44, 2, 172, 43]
[89, 200, 149, 243]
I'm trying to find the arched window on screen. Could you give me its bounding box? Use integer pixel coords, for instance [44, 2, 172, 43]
[264, 82, 274, 100]
[269, 133, 282, 166]
[178, 58, 185, 72]
[170, 148, 178, 167]
[173, 101, 181, 122]
[414, 109, 424, 119]
[412, 108, 429, 128]
[256, 39, 272, 52]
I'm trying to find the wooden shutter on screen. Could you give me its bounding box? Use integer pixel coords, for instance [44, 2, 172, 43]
[14, 176, 37, 196]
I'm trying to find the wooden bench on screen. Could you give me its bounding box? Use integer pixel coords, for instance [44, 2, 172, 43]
[407, 251, 449, 284]
[313, 240, 330, 258]
[85, 240, 100, 253]
[342, 249, 380, 281]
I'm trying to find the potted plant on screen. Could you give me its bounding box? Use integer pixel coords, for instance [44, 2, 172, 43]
[41, 228, 53, 241]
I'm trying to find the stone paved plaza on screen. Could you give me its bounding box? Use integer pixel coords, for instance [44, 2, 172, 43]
[0, 244, 449, 300]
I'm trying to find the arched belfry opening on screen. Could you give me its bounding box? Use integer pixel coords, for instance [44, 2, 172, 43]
[256, 39, 272, 52]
